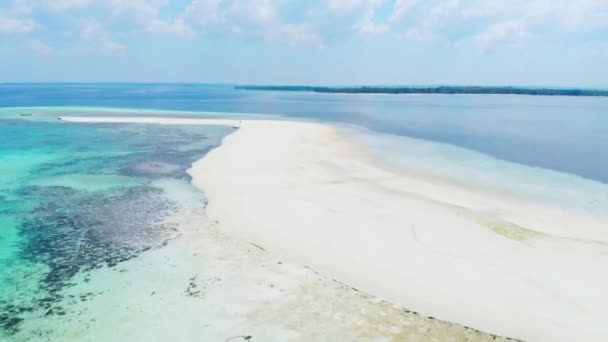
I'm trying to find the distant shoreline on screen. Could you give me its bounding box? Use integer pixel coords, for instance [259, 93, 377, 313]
[236, 85, 608, 97]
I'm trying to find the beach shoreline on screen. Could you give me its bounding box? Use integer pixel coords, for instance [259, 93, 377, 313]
[60, 116, 608, 342]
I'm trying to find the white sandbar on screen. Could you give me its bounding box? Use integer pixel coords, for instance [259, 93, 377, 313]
[59, 116, 241, 127]
[62, 116, 608, 342]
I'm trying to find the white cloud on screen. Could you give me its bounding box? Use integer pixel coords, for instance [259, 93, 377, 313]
[147, 18, 195, 37]
[327, 0, 365, 14]
[273, 23, 324, 48]
[475, 20, 526, 52]
[0, 17, 38, 33]
[109, 0, 168, 22]
[445, 0, 606, 51]
[404, 0, 459, 41]
[462, 0, 608, 32]
[529, 0, 608, 31]
[80, 19, 127, 56]
[229, 0, 279, 26]
[224, 0, 324, 48]
[111, 0, 151, 19]
[353, 18, 388, 36]
[108, 0, 224, 37]
[47, 0, 92, 12]
[353, 0, 389, 36]
[180, 0, 224, 26]
[135, 0, 224, 37]
[9, 0, 37, 16]
[8, 0, 607, 54]
[460, 0, 525, 19]
[389, 0, 608, 49]
[390, 0, 420, 22]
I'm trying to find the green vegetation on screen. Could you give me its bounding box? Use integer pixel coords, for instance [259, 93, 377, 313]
[236, 85, 608, 97]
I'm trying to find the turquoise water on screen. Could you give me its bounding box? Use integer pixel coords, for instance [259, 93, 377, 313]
[0, 117, 232, 338]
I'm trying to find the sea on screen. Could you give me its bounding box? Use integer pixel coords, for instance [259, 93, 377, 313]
[1, 83, 608, 340]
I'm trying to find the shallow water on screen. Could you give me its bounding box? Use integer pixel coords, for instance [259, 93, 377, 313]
[345, 126, 608, 219]
[0, 118, 232, 338]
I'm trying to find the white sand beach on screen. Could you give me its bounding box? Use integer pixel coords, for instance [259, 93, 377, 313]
[61, 116, 608, 342]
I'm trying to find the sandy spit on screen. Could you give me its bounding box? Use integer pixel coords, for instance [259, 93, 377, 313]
[62, 116, 608, 342]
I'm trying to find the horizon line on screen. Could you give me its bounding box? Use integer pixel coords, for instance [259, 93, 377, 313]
[1, 82, 608, 91]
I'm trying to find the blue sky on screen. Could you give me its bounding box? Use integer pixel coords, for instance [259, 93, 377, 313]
[1, 0, 607, 86]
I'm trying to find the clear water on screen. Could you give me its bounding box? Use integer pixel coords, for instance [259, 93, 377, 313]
[1, 84, 608, 337]
[0, 118, 232, 337]
[2, 83, 608, 183]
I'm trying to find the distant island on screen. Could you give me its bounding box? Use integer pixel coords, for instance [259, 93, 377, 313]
[236, 85, 608, 97]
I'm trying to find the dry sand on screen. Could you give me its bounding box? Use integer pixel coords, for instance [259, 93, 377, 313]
[62, 116, 608, 342]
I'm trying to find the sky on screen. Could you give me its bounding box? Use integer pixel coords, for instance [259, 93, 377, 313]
[0, 0, 607, 87]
